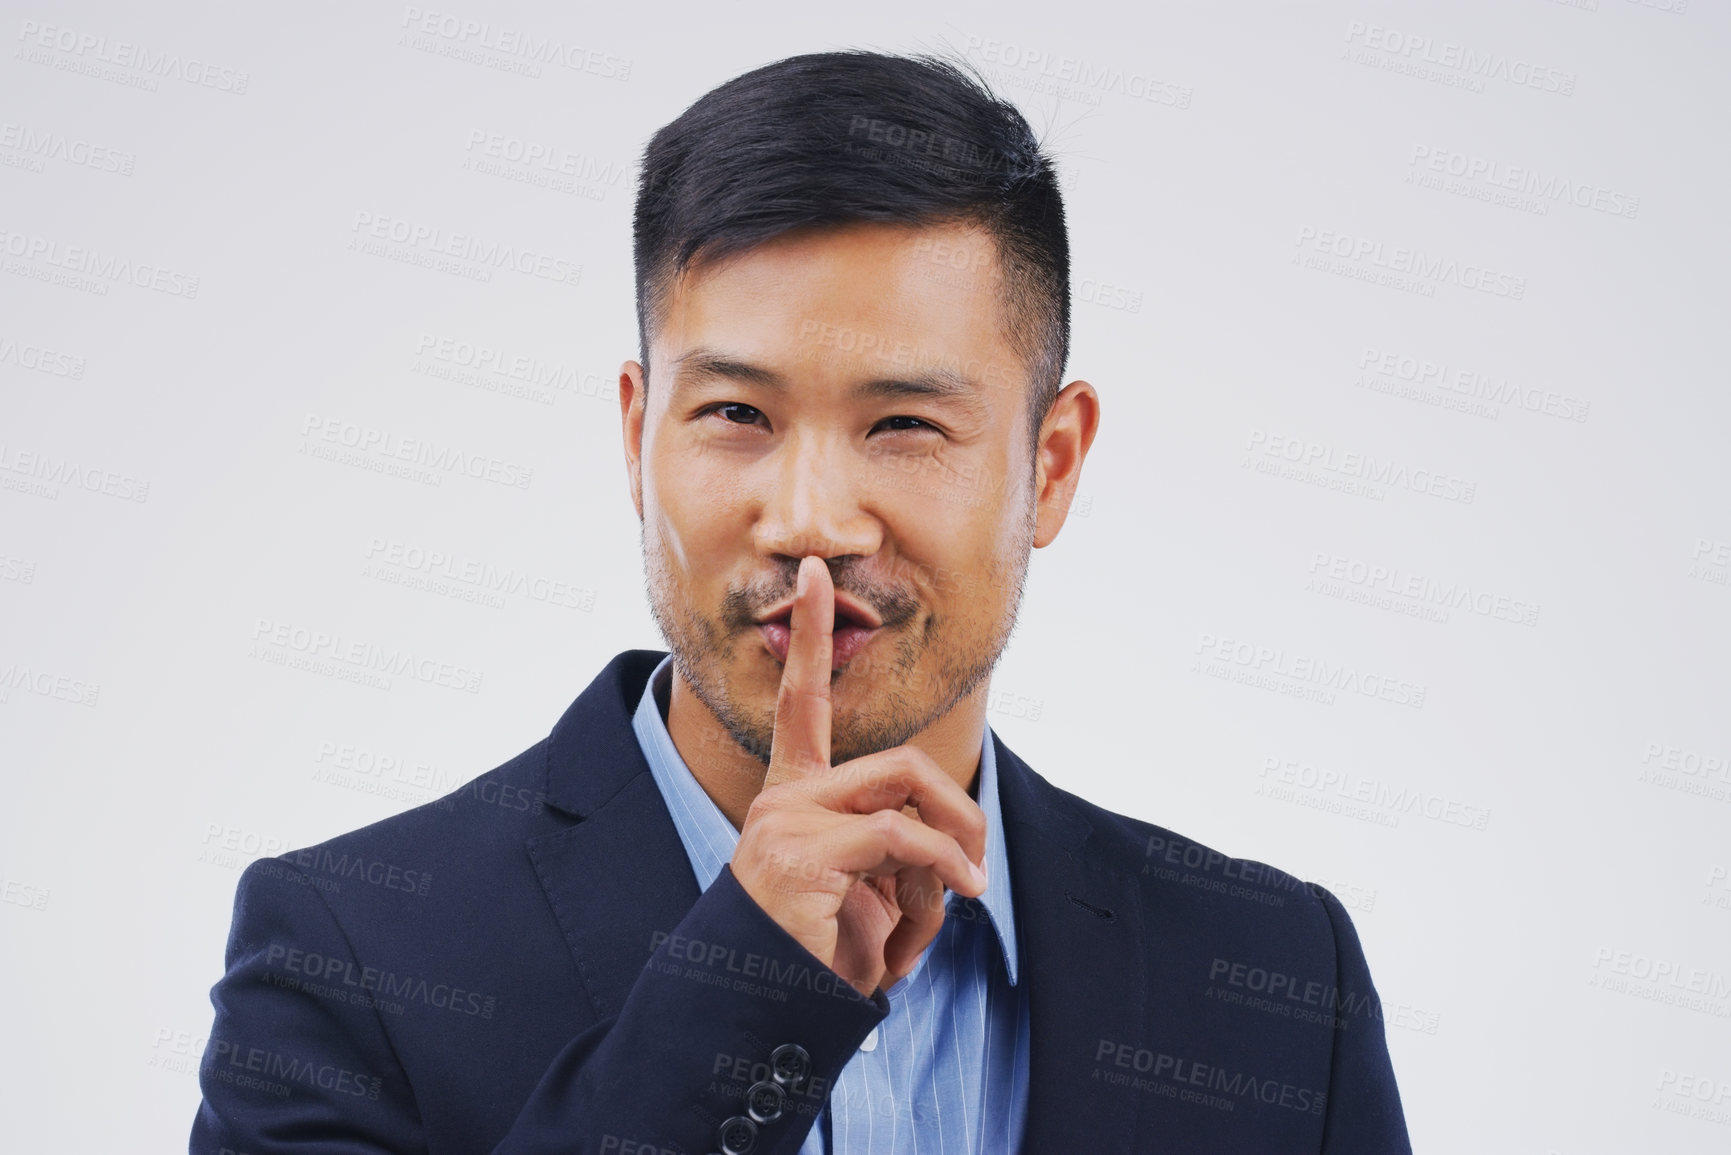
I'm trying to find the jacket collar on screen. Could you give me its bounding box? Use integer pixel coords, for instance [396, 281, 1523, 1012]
[532, 650, 1150, 1143]
[542, 648, 668, 820]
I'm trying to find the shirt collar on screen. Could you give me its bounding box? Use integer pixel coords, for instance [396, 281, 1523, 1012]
[631, 654, 1021, 985]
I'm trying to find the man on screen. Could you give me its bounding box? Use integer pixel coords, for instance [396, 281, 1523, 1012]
[192, 51, 1411, 1154]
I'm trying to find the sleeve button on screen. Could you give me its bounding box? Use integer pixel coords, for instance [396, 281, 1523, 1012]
[717, 1115, 758, 1155]
[746, 1078, 785, 1123]
[768, 1042, 811, 1088]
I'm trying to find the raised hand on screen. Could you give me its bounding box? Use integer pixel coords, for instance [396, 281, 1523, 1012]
[731, 555, 989, 997]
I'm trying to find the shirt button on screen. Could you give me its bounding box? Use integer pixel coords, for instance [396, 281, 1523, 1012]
[859, 1026, 879, 1052]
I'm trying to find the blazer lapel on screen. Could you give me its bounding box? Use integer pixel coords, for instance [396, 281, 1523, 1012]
[994, 732, 1150, 1149]
[527, 649, 703, 1020]
[524, 651, 1153, 1147]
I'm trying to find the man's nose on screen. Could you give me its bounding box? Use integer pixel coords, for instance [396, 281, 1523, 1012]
[753, 433, 882, 561]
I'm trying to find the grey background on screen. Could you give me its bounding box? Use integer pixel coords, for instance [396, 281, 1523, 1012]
[2, 0, 1727, 1149]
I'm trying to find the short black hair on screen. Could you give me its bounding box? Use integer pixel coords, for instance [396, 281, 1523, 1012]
[632, 50, 1070, 459]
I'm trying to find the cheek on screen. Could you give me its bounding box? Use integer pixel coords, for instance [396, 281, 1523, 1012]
[647, 509, 692, 576]
[650, 422, 755, 510]
[644, 439, 730, 574]
[643, 475, 703, 578]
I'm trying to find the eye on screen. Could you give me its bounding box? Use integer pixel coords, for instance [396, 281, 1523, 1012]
[876, 416, 938, 434]
[702, 402, 765, 427]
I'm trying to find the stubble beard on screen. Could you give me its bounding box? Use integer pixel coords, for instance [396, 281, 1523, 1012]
[640, 494, 1035, 769]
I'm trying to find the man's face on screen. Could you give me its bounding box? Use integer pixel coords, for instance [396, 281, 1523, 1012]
[626, 220, 1041, 767]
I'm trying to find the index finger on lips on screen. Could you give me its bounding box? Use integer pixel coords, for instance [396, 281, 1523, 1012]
[766, 555, 834, 784]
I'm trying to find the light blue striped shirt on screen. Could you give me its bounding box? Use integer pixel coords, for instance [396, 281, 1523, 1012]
[632, 655, 1029, 1154]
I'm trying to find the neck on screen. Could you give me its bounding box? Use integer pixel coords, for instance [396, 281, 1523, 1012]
[666, 668, 989, 830]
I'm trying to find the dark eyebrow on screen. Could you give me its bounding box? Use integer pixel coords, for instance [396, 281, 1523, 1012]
[670, 350, 785, 393]
[855, 370, 981, 407]
[669, 348, 989, 415]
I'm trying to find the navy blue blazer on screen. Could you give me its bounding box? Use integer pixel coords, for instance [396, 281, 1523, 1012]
[191, 648, 1411, 1153]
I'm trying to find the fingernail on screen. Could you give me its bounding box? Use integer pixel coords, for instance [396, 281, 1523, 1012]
[797, 558, 809, 597]
[969, 861, 988, 891]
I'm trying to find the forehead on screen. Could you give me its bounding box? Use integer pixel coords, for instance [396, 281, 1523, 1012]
[650, 220, 1025, 401]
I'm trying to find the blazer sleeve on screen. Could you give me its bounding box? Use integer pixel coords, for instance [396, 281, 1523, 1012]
[189, 857, 425, 1153]
[1311, 884, 1413, 1155]
[191, 858, 888, 1155]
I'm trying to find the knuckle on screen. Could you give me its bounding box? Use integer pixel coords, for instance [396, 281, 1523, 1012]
[743, 793, 778, 829]
[768, 781, 810, 810]
[866, 808, 903, 840]
[744, 799, 796, 845]
[768, 844, 816, 883]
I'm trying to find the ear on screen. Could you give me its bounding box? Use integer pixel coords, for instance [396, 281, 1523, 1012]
[620, 359, 646, 521]
[1031, 380, 1101, 548]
